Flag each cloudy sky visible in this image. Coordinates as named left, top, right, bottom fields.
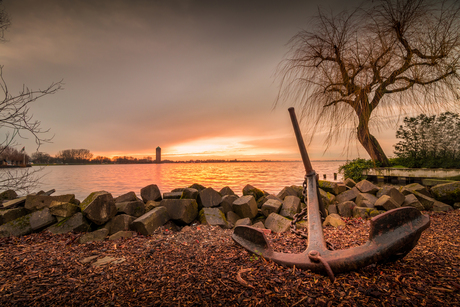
left=0, top=0, right=401, bottom=161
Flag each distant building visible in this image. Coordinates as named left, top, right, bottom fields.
left=156, top=146, right=161, bottom=163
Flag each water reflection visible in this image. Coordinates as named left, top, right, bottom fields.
left=34, top=161, right=344, bottom=201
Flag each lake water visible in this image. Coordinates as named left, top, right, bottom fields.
left=31, top=161, right=345, bottom=201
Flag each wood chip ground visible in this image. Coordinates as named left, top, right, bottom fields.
left=1, top=211, right=459, bottom=306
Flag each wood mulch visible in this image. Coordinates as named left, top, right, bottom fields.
left=0, top=210, right=459, bottom=306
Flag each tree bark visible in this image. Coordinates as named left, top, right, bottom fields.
left=357, top=118, right=390, bottom=167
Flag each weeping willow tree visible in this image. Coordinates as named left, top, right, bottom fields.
left=276, top=0, right=460, bottom=166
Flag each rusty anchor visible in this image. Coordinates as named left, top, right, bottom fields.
left=232, top=107, right=430, bottom=282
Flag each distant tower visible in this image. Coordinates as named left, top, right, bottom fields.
left=156, top=146, right=161, bottom=163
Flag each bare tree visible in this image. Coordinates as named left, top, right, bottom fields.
left=0, top=1, right=63, bottom=194
left=276, top=0, right=460, bottom=166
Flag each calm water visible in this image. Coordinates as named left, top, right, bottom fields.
left=31, top=161, right=345, bottom=201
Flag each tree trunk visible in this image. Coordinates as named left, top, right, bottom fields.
left=357, top=118, right=390, bottom=167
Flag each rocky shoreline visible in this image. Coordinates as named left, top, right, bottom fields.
left=0, top=178, right=459, bottom=242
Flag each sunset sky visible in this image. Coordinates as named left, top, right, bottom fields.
left=1, top=0, right=403, bottom=161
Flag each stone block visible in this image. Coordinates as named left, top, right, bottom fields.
left=355, top=180, right=379, bottom=194
left=161, top=199, right=198, bottom=225
left=47, top=212, right=91, bottom=234
left=198, top=208, right=228, bottom=228
left=327, top=204, right=338, bottom=215
left=432, top=201, right=453, bottom=212
left=115, top=200, right=145, bottom=217
left=181, top=188, right=199, bottom=200
left=109, top=214, right=136, bottom=235
left=131, top=207, right=170, bottom=236
left=198, top=188, right=222, bottom=208
left=431, top=181, right=460, bottom=205
left=235, top=217, right=252, bottom=227
left=402, top=194, right=424, bottom=211
left=276, top=186, right=301, bottom=200
left=376, top=186, right=405, bottom=206
left=49, top=201, right=80, bottom=218
left=163, top=192, right=182, bottom=199
left=264, top=213, right=291, bottom=233
left=80, top=191, right=117, bottom=225
left=226, top=211, right=241, bottom=226
left=0, top=213, right=33, bottom=237
left=232, top=195, right=258, bottom=219
left=355, top=193, right=377, bottom=208
left=145, top=201, right=161, bottom=213
left=242, top=184, right=265, bottom=201
left=352, top=207, right=370, bottom=219
left=318, top=180, right=339, bottom=195
left=402, top=183, right=431, bottom=197
left=335, top=187, right=359, bottom=203
left=218, top=195, right=238, bottom=214
left=344, top=178, right=356, bottom=188
left=0, top=190, right=17, bottom=201
left=337, top=183, right=347, bottom=194
left=79, top=228, right=109, bottom=244
left=0, top=208, right=29, bottom=226
left=2, top=197, right=27, bottom=209
left=257, top=194, right=283, bottom=208
left=412, top=191, right=435, bottom=210
left=25, top=194, right=76, bottom=211
left=140, top=184, right=162, bottom=202
left=30, top=208, right=56, bottom=231
left=252, top=221, right=265, bottom=229
left=189, top=183, right=206, bottom=191
left=219, top=186, right=236, bottom=196
left=109, top=230, right=136, bottom=241
left=374, top=195, right=400, bottom=211
left=114, top=191, right=138, bottom=203
left=279, top=196, right=300, bottom=219
left=337, top=201, right=355, bottom=217
left=261, top=199, right=282, bottom=217
left=323, top=213, right=345, bottom=227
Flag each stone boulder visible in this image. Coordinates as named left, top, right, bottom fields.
left=161, top=199, right=198, bottom=225
left=0, top=208, right=29, bottom=226
left=189, top=183, right=206, bottom=191
left=412, top=191, right=435, bottom=211
left=235, top=217, right=252, bottom=227
left=49, top=201, right=80, bottom=218
left=337, top=183, right=348, bottom=194
left=131, top=206, right=170, bottom=236
left=355, top=193, right=377, bottom=208
left=198, top=188, right=222, bottom=208
left=336, top=187, right=359, bottom=203
left=232, top=195, right=258, bottom=219
left=352, top=207, right=370, bottom=219
left=109, top=231, right=136, bottom=241
left=109, top=214, right=135, bottom=235
left=252, top=221, right=265, bottom=229
left=226, top=211, right=241, bottom=226
left=261, top=199, right=282, bottom=217
left=219, top=186, right=236, bottom=196
left=344, top=178, right=356, bottom=188
left=323, top=213, right=345, bottom=227
left=0, top=190, right=17, bottom=201
left=47, top=212, right=91, bottom=234
left=264, top=213, right=291, bottom=233
left=257, top=194, right=283, bottom=208
left=328, top=204, right=338, bottom=215
left=80, top=191, right=117, bottom=225
left=140, top=184, right=162, bottom=202
left=114, top=191, right=138, bottom=203
left=276, top=186, right=302, bottom=200
left=242, top=184, right=265, bottom=201
left=376, top=186, right=405, bottom=206
left=30, top=208, right=56, bottom=231
left=430, top=181, right=460, bottom=205
left=25, top=194, right=76, bottom=211
left=318, top=180, right=339, bottom=195
left=218, top=195, right=239, bottom=215
left=181, top=188, right=199, bottom=200
left=337, top=201, right=356, bottom=217
left=279, top=196, right=300, bottom=219
left=163, top=192, right=182, bottom=199
left=198, top=208, right=228, bottom=228
left=0, top=213, right=33, bottom=237
left=115, top=200, right=145, bottom=217
left=374, top=195, right=400, bottom=211
left=402, top=194, right=424, bottom=211
left=355, top=180, right=379, bottom=194
left=432, top=201, right=453, bottom=212
left=401, top=183, right=431, bottom=197
left=79, top=228, right=109, bottom=244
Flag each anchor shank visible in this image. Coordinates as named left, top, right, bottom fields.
left=288, top=107, right=314, bottom=176
left=306, top=173, right=327, bottom=251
